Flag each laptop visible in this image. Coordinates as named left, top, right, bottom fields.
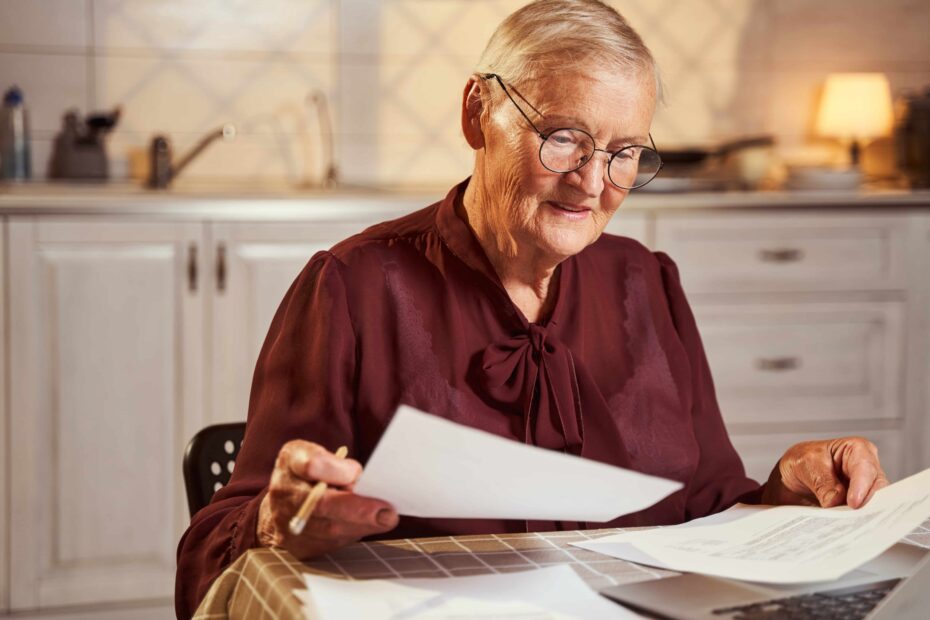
left=600, top=542, right=930, bottom=619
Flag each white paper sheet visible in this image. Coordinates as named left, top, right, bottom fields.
left=576, top=467, right=930, bottom=584
left=571, top=504, right=769, bottom=569
left=296, top=565, right=642, bottom=619
left=353, top=406, right=682, bottom=522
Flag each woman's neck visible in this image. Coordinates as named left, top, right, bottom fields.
left=461, top=176, right=561, bottom=323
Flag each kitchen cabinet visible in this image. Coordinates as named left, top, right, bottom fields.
left=7, top=219, right=204, bottom=610
left=209, top=220, right=378, bottom=424
left=655, top=209, right=917, bottom=483
left=696, top=301, right=904, bottom=429
left=604, top=209, right=650, bottom=244
left=655, top=213, right=908, bottom=293
left=905, top=213, right=930, bottom=479
left=0, top=191, right=928, bottom=617
left=0, top=220, right=7, bottom=614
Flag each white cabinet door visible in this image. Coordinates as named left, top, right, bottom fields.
left=210, top=220, right=372, bottom=424
left=903, top=212, right=930, bottom=476
left=7, top=219, right=205, bottom=610
left=694, top=301, right=904, bottom=426
left=655, top=212, right=908, bottom=293
left=0, top=218, right=7, bottom=614
left=603, top=210, right=651, bottom=247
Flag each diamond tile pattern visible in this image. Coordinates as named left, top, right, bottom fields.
left=0, top=0, right=928, bottom=186
left=338, top=0, right=766, bottom=186
left=620, top=0, right=769, bottom=143
left=92, top=0, right=335, bottom=55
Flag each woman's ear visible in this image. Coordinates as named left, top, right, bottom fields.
left=461, top=77, right=486, bottom=150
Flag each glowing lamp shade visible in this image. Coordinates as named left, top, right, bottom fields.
left=816, top=73, right=893, bottom=141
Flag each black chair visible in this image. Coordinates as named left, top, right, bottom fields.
left=183, top=422, right=247, bottom=517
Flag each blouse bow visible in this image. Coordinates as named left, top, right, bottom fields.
left=480, top=324, right=585, bottom=454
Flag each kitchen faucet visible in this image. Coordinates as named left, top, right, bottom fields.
left=305, top=90, right=338, bottom=188
left=147, top=123, right=236, bottom=189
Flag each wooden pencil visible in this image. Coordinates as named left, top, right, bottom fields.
left=288, top=445, right=348, bottom=536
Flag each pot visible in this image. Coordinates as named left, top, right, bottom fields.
left=644, top=135, right=775, bottom=191
left=658, top=135, right=774, bottom=168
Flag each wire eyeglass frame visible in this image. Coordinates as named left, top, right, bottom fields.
left=480, top=73, right=663, bottom=190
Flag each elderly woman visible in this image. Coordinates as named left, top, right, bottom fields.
left=175, top=1, right=889, bottom=616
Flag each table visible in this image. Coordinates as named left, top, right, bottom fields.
left=193, top=521, right=930, bottom=619
left=191, top=527, right=675, bottom=619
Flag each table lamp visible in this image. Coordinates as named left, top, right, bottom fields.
left=815, top=72, right=893, bottom=168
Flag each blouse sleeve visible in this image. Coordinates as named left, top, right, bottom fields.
left=175, top=251, right=359, bottom=619
left=655, top=252, right=763, bottom=520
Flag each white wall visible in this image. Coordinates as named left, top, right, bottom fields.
left=1, top=0, right=928, bottom=188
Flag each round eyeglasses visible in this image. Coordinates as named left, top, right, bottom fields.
left=481, top=73, right=663, bottom=190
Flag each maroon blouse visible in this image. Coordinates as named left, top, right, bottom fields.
left=175, top=178, right=761, bottom=618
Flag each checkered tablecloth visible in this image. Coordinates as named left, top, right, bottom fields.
left=192, top=527, right=675, bottom=619
left=193, top=520, right=930, bottom=620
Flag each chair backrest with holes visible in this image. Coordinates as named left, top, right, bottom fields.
left=182, top=422, right=247, bottom=517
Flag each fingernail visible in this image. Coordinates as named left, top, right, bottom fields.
left=376, top=509, right=397, bottom=527
left=824, top=490, right=838, bottom=506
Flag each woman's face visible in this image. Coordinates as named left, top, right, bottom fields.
left=477, top=68, right=657, bottom=262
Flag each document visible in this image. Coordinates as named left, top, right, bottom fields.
left=572, top=503, right=769, bottom=570
left=353, top=405, right=682, bottom=522
left=295, top=565, right=642, bottom=619
left=575, top=467, right=930, bottom=584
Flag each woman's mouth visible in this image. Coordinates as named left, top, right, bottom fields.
left=546, top=201, right=592, bottom=220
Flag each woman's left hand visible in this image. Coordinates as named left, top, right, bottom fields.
left=761, top=437, right=890, bottom=509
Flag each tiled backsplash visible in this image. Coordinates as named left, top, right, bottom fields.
left=1, top=0, right=928, bottom=188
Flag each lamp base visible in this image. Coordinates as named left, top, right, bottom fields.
left=849, top=139, right=861, bottom=167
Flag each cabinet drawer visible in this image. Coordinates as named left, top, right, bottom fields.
left=655, top=213, right=907, bottom=292
left=730, top=430, right=903, bottom=485
left=603, top=211, right=651, bottom=248
left=694, top=301, right=904, bottom=425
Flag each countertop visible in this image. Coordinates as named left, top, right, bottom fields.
left=1, top=181, right=929, bottom=220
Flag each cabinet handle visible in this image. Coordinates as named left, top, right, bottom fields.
left=187, top=243, right=198, bottom=292
left=216, top=243, right=227, bottom=293
left=758, top=247, right=804, bottom=263
left=756, top=356, right=800, bottom=372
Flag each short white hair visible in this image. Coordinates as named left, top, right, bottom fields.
left=475, top=0, right=663, bottom=103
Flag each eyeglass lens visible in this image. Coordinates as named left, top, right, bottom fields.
left=540, top=128, right=662, bottom=189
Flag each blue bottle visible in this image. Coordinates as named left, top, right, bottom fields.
left=0, top=85, right=32, bottom=180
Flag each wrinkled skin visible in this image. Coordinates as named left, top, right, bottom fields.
left=459, top=68, right=656, bottom=321
left=761, top=436, right=889, bottom=508
left=256, top=441, right=398, bottom=559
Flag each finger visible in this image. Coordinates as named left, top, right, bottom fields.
left=299, top=493, right=399, bottom=546
left=839, top=439, right=885, bottom=508
left=267, top=466, right=312, bottom=520
left=278, top=440, right=361, bottom=486
left=844, top=457, right=879, bottom=509
left=307, top=515, right=395, bottom=546
left=266, top=459, right=352, bottom=517
left=859, top=473, right=889, bottom=507
left=315, top=489, right=399, bottom=531
left=792, top=455, right=847, bottom=507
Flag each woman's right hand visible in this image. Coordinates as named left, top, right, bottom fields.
left=256, top=440, right=399, bottom=559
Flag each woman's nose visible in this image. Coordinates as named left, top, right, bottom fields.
left=565, top=151, right=608, bottom=196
